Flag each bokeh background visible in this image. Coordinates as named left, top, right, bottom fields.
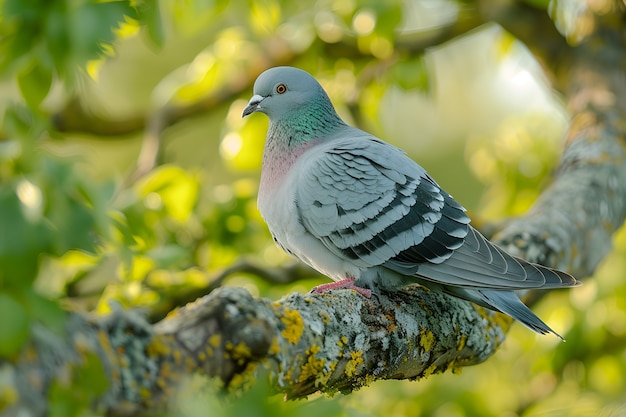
left=1, top=0, right=625, bottom=416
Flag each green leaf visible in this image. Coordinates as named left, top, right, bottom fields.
left=372, top=3, right=402, bottom=39
left=137, top=165, right=199, bottom=223
left=24, top=290, right=67, bottom=335
left=0, top=293, right=30, bottom=358
left=390, top=57, right=430, bottom=92
left=136, top=0, right=165, bottom=48
left=71, top=1, right=137, bottom=57
left=2, top=104, right=48, bottom=145
left=17, top=61, right=53, bottom=108
left=42, top=159, right=99, bottom=255
left=43, top=4, right=71, bottom=77
left=0, top=184, right=51, bottom=287
left=49, top=348, right=109, bottom=417
left=75, top=351, right=110, bottom=398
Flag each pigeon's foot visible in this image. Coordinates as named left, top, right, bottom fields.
left=311, top=277, right=372, bottom=298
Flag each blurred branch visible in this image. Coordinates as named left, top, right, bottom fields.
left=494, top=16, right=626, bottom=280
left=205, top=260, right=318, bottom=292
left=52, top=12, right=487, bottom=140
left=52, top=35, right=298, bottom=137
left=476, top=0, right=570, bottom=76
left=127, top=36, right=296, bottom=182
left=147, top=261, right=319, bottom=322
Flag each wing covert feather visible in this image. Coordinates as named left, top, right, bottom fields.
left=296, top=137, right=469, bottom=269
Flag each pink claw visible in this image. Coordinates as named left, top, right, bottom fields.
left=311, top=277, right=372, bottom=298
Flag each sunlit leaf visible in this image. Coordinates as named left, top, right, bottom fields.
left=494, top=30, right=516, bottom=61
left=225, top=116, right=266, bottom=171
left=137, top=165, right=199, bottom=223
left=248, top=0, right=282, bottom=35
left=17, top=62, right=53, bottom=108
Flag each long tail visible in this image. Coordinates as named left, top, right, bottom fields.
left=474, top=289, right=564, bottom=340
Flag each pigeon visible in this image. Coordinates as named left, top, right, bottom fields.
left=242, top=66, right=580, bottom=339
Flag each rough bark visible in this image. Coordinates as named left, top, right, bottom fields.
left=2, top=285, right=506, bottom=416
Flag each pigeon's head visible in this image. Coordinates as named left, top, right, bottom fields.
left=242, top=67, right=333, bottom=120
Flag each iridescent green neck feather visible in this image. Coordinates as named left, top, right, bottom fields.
left=267, top=93, right=346, bottom=148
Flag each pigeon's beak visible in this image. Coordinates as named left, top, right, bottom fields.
left=242, top=95, right=264, bottom=118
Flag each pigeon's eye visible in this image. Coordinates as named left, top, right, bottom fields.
left=275, top=83, right=287, bottom=94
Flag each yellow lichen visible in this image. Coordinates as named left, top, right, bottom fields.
left=0, top=382, right=18, bottom=411
left=419, top=328, right=435, bottom=352
left=269, top=336, right=281, bottom=355
left=337, top=336, right=348, bottom=347
left=345, top=350, right=364, bottom=377
left=209, top=334, right=221, bottom=348
left=228, top=363, right=258, bottom=391
left=363, top=374, right=376, bottom=388
left=385, top=315, right=397, bottom=333
left=146, top=337, right=170, bottom=357
left=299, top=345, right=326, bottom=382
left=442, top=358, right=464, bottom=375
left=230, top=342, right=252, bottom=359
left=184, top=356, right=195, bottom=371
left=172, top=348, right=182, bottom=365
left=139, top=386, right=152, bottom=399
left=319, top=310, right=331, bottom=323
left=457, top=334, right=468, bottom=351
left=422, top=363, right=438, bottom=378
left=160, top=361, right=171, bottom=379
left=280, top=309, right=304, bottom=345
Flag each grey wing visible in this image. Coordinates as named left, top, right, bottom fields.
left=296, top=137, right=579, bottom=290
left=297, top=138, right=469, bottom=269
left=402, top=226, right=579, bottom=289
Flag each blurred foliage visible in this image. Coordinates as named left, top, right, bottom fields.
left=0, top=0, right=625, bottom=416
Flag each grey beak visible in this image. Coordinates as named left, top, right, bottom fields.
left=242, top=94, right=264, bottom=117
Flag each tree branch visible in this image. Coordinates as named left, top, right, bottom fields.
left=146, top=261, right=319, bottom=322
left=3, top=285, right=508, bottom=416
left=494, top=18, right=626, bottom=278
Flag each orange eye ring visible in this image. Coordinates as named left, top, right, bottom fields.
left=276, top=83, right=287, bottom=94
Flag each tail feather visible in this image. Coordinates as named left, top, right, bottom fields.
left=476, top=289, right=564, bottom=340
